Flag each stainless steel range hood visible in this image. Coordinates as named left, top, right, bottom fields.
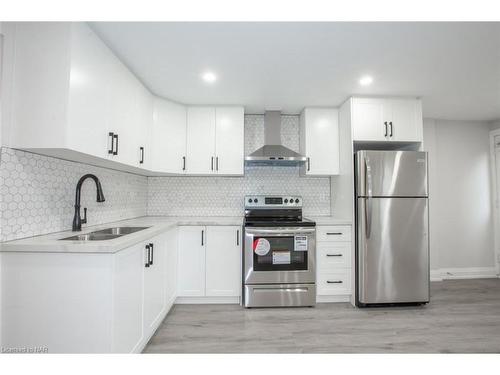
left=245, top=111, right=307, bottom=166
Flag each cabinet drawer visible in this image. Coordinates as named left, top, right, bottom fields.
left=317, top=270, right=351, bottom=296
left=316, top=226, right=351, bottom=242
left=317, top=242, right=351, bottom=270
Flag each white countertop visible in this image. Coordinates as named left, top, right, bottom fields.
left=308, top=216, right=353, bottom=225
left=0, top=216, right=243, bottom=254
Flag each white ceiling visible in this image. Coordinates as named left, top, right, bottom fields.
left=90, top=22, right=500, bottom=121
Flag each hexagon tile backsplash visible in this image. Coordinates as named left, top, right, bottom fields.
left=147, top=115, right=331, bottom=217
left=0, top=147, right=148, bottom=242
left=0, top=115, right=331, bottom=241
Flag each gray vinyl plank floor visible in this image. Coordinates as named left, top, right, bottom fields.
left=143, top=279, right=500, bottom=353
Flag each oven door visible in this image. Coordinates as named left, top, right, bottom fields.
left=244, top=227, right=316, bottom=284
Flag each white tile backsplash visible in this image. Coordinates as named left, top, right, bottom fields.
left=0, top=147, right=148, bottom=241
left=148, top=115, right=331, bottom=217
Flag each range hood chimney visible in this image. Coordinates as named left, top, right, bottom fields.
left=245, top=111, right=307, bottom=166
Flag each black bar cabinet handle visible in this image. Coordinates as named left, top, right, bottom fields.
left=216, top=156, right=219, bottom=171
left=326, top=254, right=343, bottom=257
left=327, top=280, right=343, bottom=284
left=140, top=147, right=144, bottom=164
left=145, top=244, right=150, bottom=268
left=108, top=132, right=114, bottom=154
left=307, top=157, right=310, bottom=171
left=384, top=121, right=388, bottom=137
left=211, top=157, right=214, bottom=171
left=236, top=229, right=239, bottom=246
left=113, top=134, right=118, bottom=155
left=149, top=243, right=154, bottom=266
left=182, top=156, right=186, bottom=171
left=389, top=121, right=393, bottom=137
left=326, top=232, right=343, bottom=235
left=201, top=230, right=204, bottom=246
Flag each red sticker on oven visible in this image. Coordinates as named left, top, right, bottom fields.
left=253, top=238, right=271, bottom=256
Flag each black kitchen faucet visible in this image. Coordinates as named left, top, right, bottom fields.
left=72, top=174, right=105, bottom=231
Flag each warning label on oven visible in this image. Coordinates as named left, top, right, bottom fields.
left=272, top=251, right=291, bottom=264
left=253, top=238, right=271, bottom=256
left=294, top=236, right=308, bottom=251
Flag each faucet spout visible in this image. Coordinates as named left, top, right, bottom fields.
left=72, top=174, right=106, bottom=231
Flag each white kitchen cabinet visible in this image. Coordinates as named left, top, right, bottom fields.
left=299, top=108, right=340, bottom=175
left=351, top=97, right=423, bottom=142
left=205, top=226, right=242, bottom=297
left=185, top=106, right=244, bottom=175
left=177, top=225, right=241, bottom=301
left=6, top=22, right=154, bottom=172
left=214, top=107, right=245, bottom=175
left=0, top=229, right=177, bottom=353
left=186, top=107, right=217, bottom=174
left=152, top=98, right=187, bottom=174
left=177, top=226, right=206, bottom=296
left=133, top=84, right=153, bottom=170
left=316, top=225, right=353, bottom=302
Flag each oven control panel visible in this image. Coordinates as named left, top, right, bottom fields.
left=245, top=195, right=302, bottom=208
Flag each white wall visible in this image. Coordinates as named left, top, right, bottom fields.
left=424, top=119, right=496, bottom=277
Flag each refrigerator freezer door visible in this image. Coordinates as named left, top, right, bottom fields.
left=356, top=151, right=428, bottom=197
left=357, top=197, right=429, bottom=304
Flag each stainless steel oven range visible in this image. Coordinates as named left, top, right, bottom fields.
left=243, top=195, right=316, bottom=307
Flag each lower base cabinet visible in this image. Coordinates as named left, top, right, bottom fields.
left=316, top=225, right=353, bottom=303
left=0, top=227, right=178, bottom=353
left=177, top=225, right=241, bottom=302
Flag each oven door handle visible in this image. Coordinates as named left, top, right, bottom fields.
left=244, top=227, right=316, bottom=235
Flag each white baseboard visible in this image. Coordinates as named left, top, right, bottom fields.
left=175, top=296, right=240, bottom=304
left=316, top=295, right=351, bottom=303
left=431, top=267, right=499, bottom=281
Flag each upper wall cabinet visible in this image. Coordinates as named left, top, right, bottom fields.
left=6, top=22, right=153, bottom=172
left=299, top=108, right=340, bottom=176
left=152, top=98, right=187, bottom=174
left=351, top=97, right=423, bottom=142
left=185, top=106, right=244, bottom=176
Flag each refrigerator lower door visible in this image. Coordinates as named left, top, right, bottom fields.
left=357, top=197, right=429, bottom=305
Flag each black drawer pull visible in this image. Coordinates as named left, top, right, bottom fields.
left=113, top=133, right=119, bottom=155
left=326, top=254, right=343, bottom=257
left=149, top=243, right=154, bottom=266
left=327, top=280, right=343, bottom=284
left=108, top=132, right=114, bottom=154
left=326, top=232, right=343, bottom=235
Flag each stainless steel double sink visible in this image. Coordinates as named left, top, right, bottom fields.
left=60, top=226, right=150, bottom=241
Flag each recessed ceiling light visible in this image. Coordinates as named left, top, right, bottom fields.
left=202, top=71, right=217, bottom=83
left=359, top=76, right=373, bottom=86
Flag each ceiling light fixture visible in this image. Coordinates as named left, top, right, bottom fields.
left=202, top=71, right=217, bottom=83
left=359, top=76, right=373, bottom=86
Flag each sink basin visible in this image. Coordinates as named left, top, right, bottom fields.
left=59, top=227, right=150, bottom=241
left=60, top=233, right=123, bottom=241
left=92, top=226, right=150, bottom=235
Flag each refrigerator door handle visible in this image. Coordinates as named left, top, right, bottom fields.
left=365, top=157, right=373, bottom=238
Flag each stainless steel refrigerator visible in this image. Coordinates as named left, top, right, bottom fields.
left=355, top=150, right=430, bottom=306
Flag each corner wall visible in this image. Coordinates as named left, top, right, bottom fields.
left=424, top=119, right=497, bottom=279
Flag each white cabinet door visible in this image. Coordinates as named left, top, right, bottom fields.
left=215, top=107, right=244, bottom=175
left=152, top=98, right=187, bottom=173
left=66, top=23, right=111, bottom=159
left=143, top=233, right=168, bottom=334
left=205, top=226, right=241, bottom=297
left=389, top=99, right=423, bottom=142
left=300, top=108, right=339, bottom=175
left=112, top=242, right=144, bottom=353
left=177, top=226, right=206, bottom=296
left=351, top=98, right=389, bottom=141
left=186, top=107, right=216, bottom=174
